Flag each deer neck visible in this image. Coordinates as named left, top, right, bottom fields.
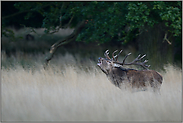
left=106, top=67, right=128, bottom=88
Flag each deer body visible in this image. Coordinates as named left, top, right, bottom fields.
left=107, top=67, right=162, bottom=91
left=97, top=50, right=163, bottom=92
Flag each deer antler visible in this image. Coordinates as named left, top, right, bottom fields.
left=124, top=54, right=150, bottom=69
left=112, top=50, right=123, bottom=61
left=112, top=50, right=118, bottom=61
left=114, top=53, right=150, bottom=69
left=104, top=50, right=123, bottom=61
left=104, top=50, right=111, bottom=60
left=121, top=52, right=132, bottom=65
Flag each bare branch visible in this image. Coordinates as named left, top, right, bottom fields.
left=47, top=16, right=74, bottom=35
left=61, top=16, right=74, bottom=29
left=44, top=20, right=85, bottom=68
left=163, top=32, right=172, bottom=45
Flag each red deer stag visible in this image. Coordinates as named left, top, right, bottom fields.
left=97, top=50, right=163, bottom=92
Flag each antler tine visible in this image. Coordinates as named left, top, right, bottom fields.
left=104, top=50, right=111, bottom=60
left=143, top=59, right=148, bottom=63
left=112, top=50, right=118, bottom=61
left=115, top=50, right=123, bottom=61
left=133, top=54, right=141, bottom=62
left=122, top=52, right=132, bottom=65
left=137, top=62, right=150, bottom=69
left=139, top=54, right=146, bottom=60
left=142, top=60, right=150, bottom=68
left=112, top=52, right=131, bottom=65
left=131, top=54, right=146, bottom=63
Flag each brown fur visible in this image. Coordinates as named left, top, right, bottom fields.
left=97, top=57, right=163, bottom=92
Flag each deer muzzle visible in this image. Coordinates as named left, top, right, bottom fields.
left=97, top=57, right=102, bottom=66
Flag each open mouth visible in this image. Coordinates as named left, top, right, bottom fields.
left=97, top=62, right=101, bottom=66
left=97, top=61, right=101, bottom=66
left=97, top=58, right=102, bottom=66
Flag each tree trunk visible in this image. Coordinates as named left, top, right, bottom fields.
left=44, top=20, right=85, bottom=68
left=137, top=23, right=174, bottom=70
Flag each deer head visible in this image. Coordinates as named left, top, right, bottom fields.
left=97, top=50, right=121, bottom=74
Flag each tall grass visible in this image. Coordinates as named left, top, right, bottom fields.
left=2, top=53, right=182, bottom=121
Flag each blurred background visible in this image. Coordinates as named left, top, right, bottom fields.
left=2, top=1, right=182, bottom=70
left=2, top=2, right=182, bottom=121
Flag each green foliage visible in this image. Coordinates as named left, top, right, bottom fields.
left=126, top=1, right=182, bottom=36
left=74, top=2, right=130, bottom=44
left=2, top=26, right=23, bottom=41
left=2, top=1, right=182, bottom=44
left=2, top=28, right=15, bottom=39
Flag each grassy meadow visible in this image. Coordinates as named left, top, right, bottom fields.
left=1, top=52, right=182, bottom=122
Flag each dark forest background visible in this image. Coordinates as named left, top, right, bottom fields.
left=2, top=1, right=182, bottom=70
